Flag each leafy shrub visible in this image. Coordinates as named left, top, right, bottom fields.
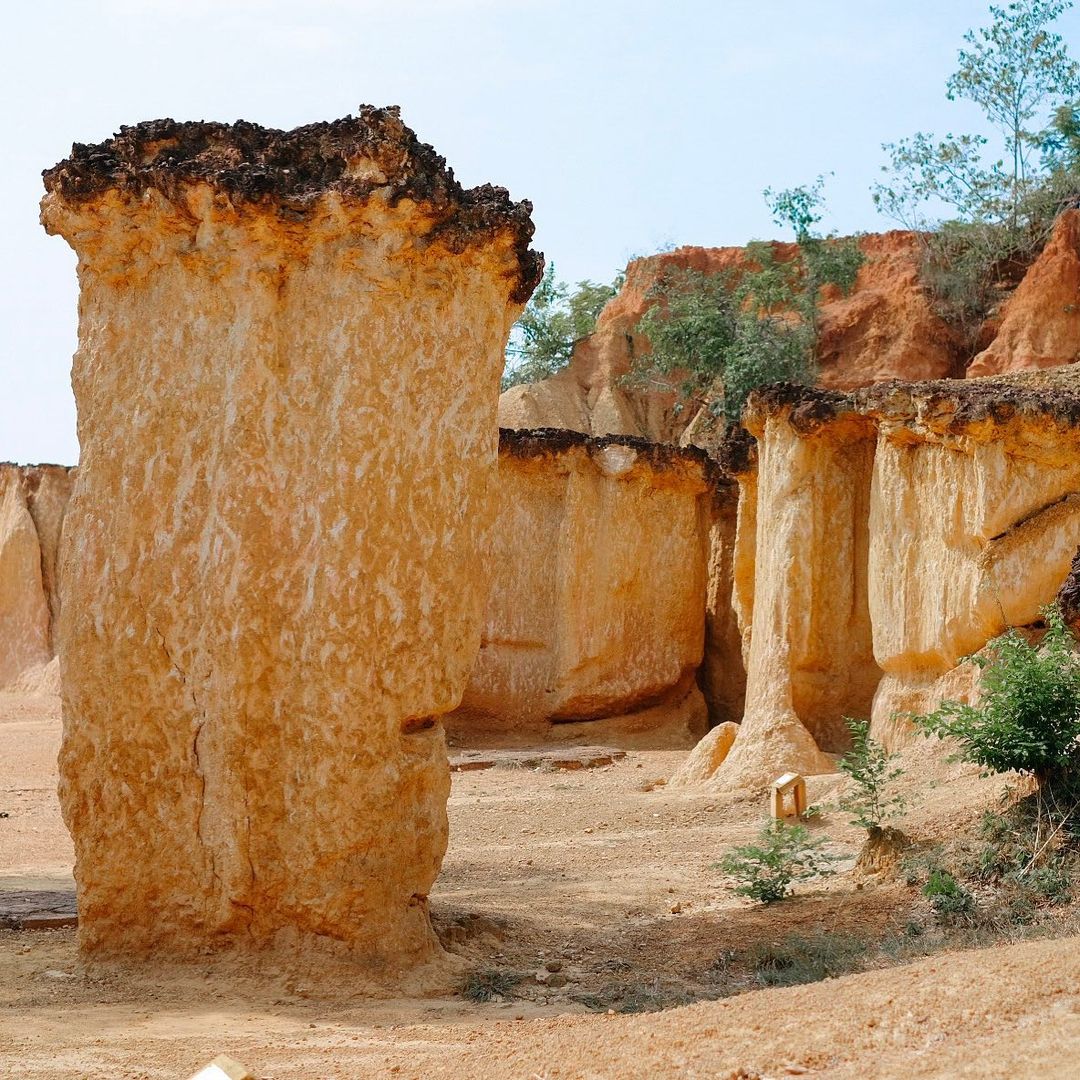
left=628, top=180, right=862, bottom=426
left=502, top=264, right=621, bottom=389
left=720, top=821, right=838, bottom=905
left=923, top=868, right=975, bottom=918
left=836, top=718, right=906, bottom=833
left=911, top=603, right=1080, bottom=786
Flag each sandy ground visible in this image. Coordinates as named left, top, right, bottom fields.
left=2, top=691, right=1078, bottom=1079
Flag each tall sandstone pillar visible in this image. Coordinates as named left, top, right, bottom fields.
left=41, top=110, right=540, bottom=968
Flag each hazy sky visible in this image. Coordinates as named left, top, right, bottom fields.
left=3, top=0, right=1076, bottom=464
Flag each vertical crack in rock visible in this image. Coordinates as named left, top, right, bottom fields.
left=43, top=110, right=540, bottom=971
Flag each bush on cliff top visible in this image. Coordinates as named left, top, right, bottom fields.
left=502, top=263, right=622, bottom=390
left=627, top=178, right=863, bottom=425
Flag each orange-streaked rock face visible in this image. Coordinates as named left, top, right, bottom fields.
left=41, top=110, right=540, bottom=972
left=444, top=430, right=717, bottom=748
left=968, top=210, right=1080, bottom=377
left=816, top=231, right=961, bottom=388
left=498, top=233, right=961, bottom=445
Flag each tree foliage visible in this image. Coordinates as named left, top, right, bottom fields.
left=629, top=180, right=862, bottom=425
left=876, top=0, right=1080, bottom=229
left=835, top=719, right=906, bottom=833
left=912, top=603, right=1080, bottom=786
left=874, top=2, right=1080, bottom=345
left=502, top=264, right=621, bottom=390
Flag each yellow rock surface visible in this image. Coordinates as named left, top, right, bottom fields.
left=41, top=111, right=539, bottom=971
left=692, top=373, right=1080, bottom=788
left=0, top=466, right=52, bottom=689
left=699, top=481, right=746, bottom=726
left=21, top=465, right=75, bottom=651
left=707, top=403, right=879, bottom=793
left=867, top=390, right=1080, bottom=746
left=444, top=431, right=716, bottom=747
left=668, top=721, right=739, bottom=787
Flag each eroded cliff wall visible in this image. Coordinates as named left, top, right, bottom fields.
left=689, top=370, right=1080, bottom=792
left=498, top=233, right=962, bottom=445
left=867, top=376, right=1080, bottom=748
left=708, top=395, right=881, bottom=792
left=444, top=430, right=721, bottom=748
left=0, top=464, right=74, bottom=690
left=42, top=110, right=540, bottom=971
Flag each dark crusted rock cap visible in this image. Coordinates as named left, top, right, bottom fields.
left=42, top=106, right=542, bottom=303
left=498, top=427, right=728, bottom=487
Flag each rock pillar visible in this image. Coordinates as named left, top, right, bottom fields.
left=41, top=110, right=540, bottom=967
left=712, top=389, right=880, bottom=792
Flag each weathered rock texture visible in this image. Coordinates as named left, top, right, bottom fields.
left=715, top=395, right=881, bottom=791
left=968, top=211, right=1080, bottom=378
left=699, top=480, right=747, bottom=727
left=41, top=110, right=540, bottom=969
left=444, top=429, right=719, bottom=748
left=816, top=232, right=962, bottom=387
left=866, top=373, right=1080, bottom=748
left=694, top=370, right=1080, bottom=792
left=0, top=464, right=75, bottom=690
left=498, top=233, right=961, bottom=446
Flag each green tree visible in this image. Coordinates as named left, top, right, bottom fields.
left=502, top=265, right=621, bottom=390
left=835, top=718, right=906, bottom=834
left=875, top=0, right=1080, bottom=229
left=630, top=179, right=861, bottom=425
left=949, top=0, right=1080, bottom=217
left=912, top=603, right=1080, bottom=787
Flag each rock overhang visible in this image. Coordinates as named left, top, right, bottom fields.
left=41, top=107, right=544, bottom=305
left=742, top=367, right=1080, bottom=448
left=498, top=426, right=730, bottom=490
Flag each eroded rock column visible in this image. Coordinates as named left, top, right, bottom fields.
left=0, top=466, right=52, bottom=689
left=41, top=111, right=540, bottom=966
left=711, top=389, right=881, bottom=792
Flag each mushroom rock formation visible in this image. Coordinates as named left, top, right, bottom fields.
left=40, top=110, right=541, bottom=968
left=0, top=465, right=52, bottom=689
left=866, top=374, right=1080, bottom=748
left=443, top=429, right=719, bottom=748
left=703, top=388, right=881, bottom=793
left=967, top=210, right=1080, bottom=378
left=498, top=234, right=960, bottom=448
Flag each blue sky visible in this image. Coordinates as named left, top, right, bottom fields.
left=3, top=0, right=1078, bottom=463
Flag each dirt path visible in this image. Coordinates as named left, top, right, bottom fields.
left=3, top=693, right=1076, bottom=1078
